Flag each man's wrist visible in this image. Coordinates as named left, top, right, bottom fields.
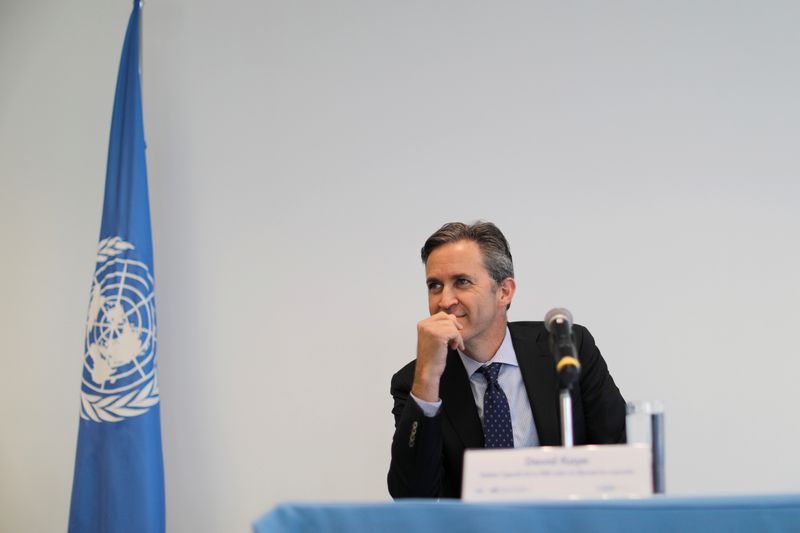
left=411, top=376, right=440, bottom=403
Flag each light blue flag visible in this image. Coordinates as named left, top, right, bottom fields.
left=68, top=2, right=165, bottom=532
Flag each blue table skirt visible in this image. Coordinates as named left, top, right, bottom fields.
left=254, top=495, right=800, bottom=533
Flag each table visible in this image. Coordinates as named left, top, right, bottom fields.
left=254, top=495, right=800, bottom=533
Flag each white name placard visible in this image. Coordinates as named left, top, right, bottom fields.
left=462, top=444, right=652, bottom=501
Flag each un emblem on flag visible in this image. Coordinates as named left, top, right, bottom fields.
left=80, top=237, right=160, bottom=423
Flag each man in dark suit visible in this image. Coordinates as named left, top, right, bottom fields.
left=388, top=221, right=626, bottom=499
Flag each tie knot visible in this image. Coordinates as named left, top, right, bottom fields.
left=477, top=362, right=502, bottom=384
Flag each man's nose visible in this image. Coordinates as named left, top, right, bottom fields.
left=438, top=286, right=458, bottom=311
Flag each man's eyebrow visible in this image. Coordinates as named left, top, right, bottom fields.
left=426, top=273, right=473, bottom=284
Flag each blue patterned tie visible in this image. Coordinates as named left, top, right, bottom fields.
left=477, top=363, right=514, bottom=448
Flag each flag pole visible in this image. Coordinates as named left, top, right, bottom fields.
left=138, top=0, right=144, bottom=80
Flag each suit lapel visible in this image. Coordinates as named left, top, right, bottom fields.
left=510, top=323, right=562, bottom=446
left=440, top=349, right=484, bottom=449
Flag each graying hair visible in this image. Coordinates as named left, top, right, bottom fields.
left=421, top=221, right=514, bottom=284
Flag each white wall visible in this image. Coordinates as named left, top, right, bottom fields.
left=2, top=1, right=799, bottom=532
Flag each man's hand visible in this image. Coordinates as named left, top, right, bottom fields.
left=411, top=312, right=465, bottom=402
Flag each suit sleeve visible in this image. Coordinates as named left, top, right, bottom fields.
left=387, top=364, right=445, bottom=499
left=575, top=324, right=627, bottom=444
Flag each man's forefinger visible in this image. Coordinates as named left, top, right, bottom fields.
left=443, top=313, right=464, bottom=330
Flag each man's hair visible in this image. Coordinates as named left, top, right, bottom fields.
left=420, top=221, right=514, bottom=284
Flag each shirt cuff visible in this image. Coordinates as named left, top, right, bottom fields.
left=410, top=392, right=442, bottom=417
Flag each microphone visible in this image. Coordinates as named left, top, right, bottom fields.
left=544, top=308, right=581, bottom=389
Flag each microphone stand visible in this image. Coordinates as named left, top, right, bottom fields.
left=560, top=388, right=574, bottom=448
left=555, top=353, right=580, bottom=448
left=556, top=355, right=580, bottom=448
left=558, top=368, right=579, bottom=448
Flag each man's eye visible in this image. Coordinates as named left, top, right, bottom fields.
left=455, top=278, right=471, bottom=286
left=428, top=282, right=442, bottom=291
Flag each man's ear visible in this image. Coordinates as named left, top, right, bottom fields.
left=497, top=277, right=516, bottom=307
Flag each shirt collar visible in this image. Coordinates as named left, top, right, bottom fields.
left=458, top=326, right=518, bottom=377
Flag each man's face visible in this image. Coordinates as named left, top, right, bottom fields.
left=425, top=240, right=513, bottom=350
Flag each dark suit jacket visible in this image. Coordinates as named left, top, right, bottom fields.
left=387, top=321, right=626, bottom=499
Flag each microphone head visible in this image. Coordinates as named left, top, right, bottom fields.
left=544, top=308, right=573, bottom=332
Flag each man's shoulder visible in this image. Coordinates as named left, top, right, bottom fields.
left=391, top=359, right=417, bottom=391
left=508, top=320, right=591, bottom=339
left=507, top=320, right=547, bottom=340
left=508, top=320, right=546, bottom=330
